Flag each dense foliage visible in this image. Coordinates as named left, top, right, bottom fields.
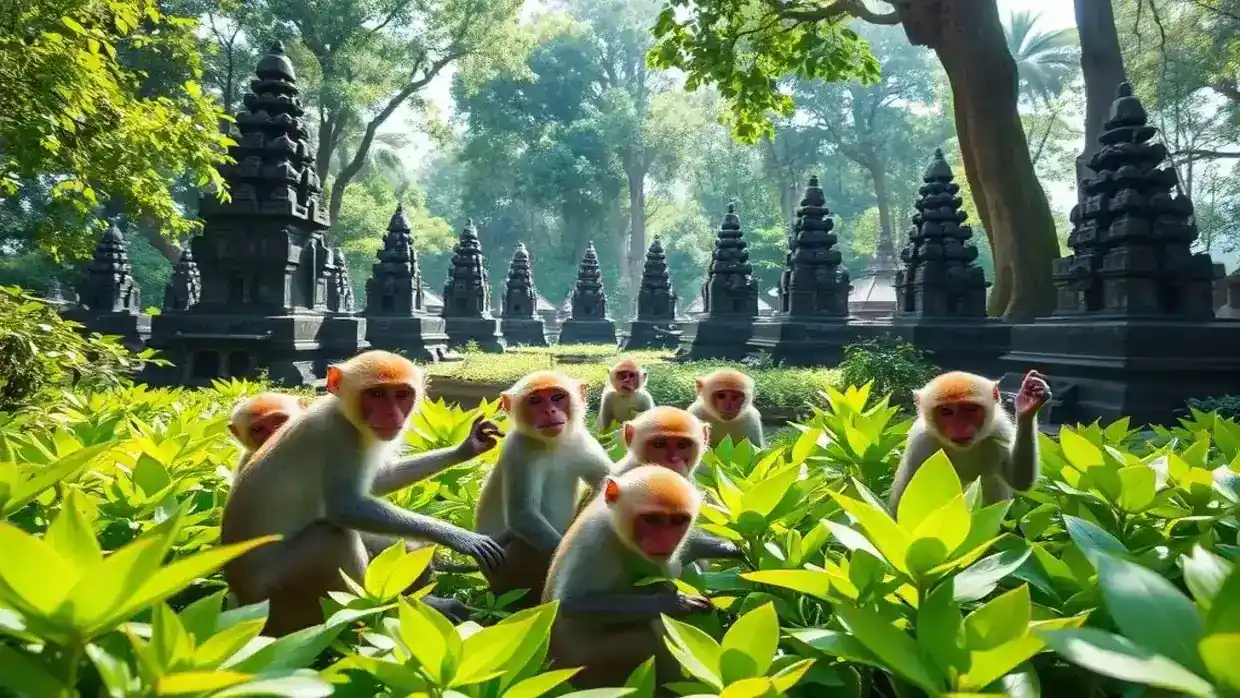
left=2, top=370, right=1239, bottom=697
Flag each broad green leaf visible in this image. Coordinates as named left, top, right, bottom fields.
left=897, top=450, right=962, bottom=531
left=158, top=670, right=252, bottom=693
left=787, top=628, right=878, bottom=665
left=957, top=636, right=1045, bottom=692
left=964, top=585, right=1031, bottom=651
left=624, top=657, right=656, bottom=698
left=719, top=676, right=773, bottom=698
left=917, top=582, right=966, bottom=677
left=151, top=602, right=195, bottom=670
left=363, top=539, right=406, bottom=596
left=741, top=570, right=830, bottom=601
left=833, top=604, right=942, bottom=694
left=829, top=492, right=911, bottom=575
left=1206, top=568, right=1240, bottom=635
left=1059, top=430, right=1103, bottom=470
left=399, top=599, right=451, bottom=682
left=195, top=617, right=267, bottom=667
left=0, top=443, right=112, bottom=517
left=822, top=519, right=886, bottom=564
left=557, top=690, right=637, bottom=698
left=368, top=543, right=435, bottom=601
left=953, top=501, right=1011, bottom=558
left=0, top=643, right=65, bottom=697
left=769, top=657, right=814, bottom=692
left=43, top=487, right=103, bottom=568
left=662, top=615, right=723, bottom=690
left=210, top=670, right=334, bottom=697
left=179, top=590, right=227, bottom=642
left=1097, top=554, right=1206, bottom=676
left=952, top=546, right=1032, bottom=603
left=226, top=607, right=381, bottom=673
left=740, top=466, right=799, bottom=518
left=0, top=522, right=78, bottom=614
left=1180, top=546, right=1234, bottom=612
left=1063, top=515, right=1127, bottom=564
left=454, top=614, right=539, bottom=686
left=908, top=493, right=971, bottom=575
left=1116, top=466, right=1156, bottom=513
left=1199, top=633, right=1240, bottom=690
left=504, top=668, right=582, bottom=698
left=1039, top=628, right=1215, bottom=697
left=720, top=602, right=778, bottom=681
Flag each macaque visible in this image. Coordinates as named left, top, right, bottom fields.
left=228, top=392, right=307, bottom=471
left=611, top=406, right=743, bottom=562
left=686, top=368, right=765, bottom=449
left=543, top=465, right=711, bottom=691
left=221, top=350, right=505, bottom=636
left=890, top=370, right=1050, bottom=511
left=596, top=359, right=655, bottom=433
left=474, top=370, right=614, bottom=609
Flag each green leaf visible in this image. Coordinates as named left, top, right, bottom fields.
left=833, top=604, right=942, bottom=694
left=662, top=615, right=723, bottom=690
left=787, top=628, right=878, bottom=665
left=210, top=670, right=334, bottom=697
left=917, top=582, right=966, bottom=677
left=504, top=668, right=582, bottom=698
left=964, top=585, right=1031, bottom=652
left=740, top=570, right=831, bottom=601
left=952, top=546, right=1032, bottom=603
left=624, top=657, right=656, bottom=698
left=366, top=542, right=434, bottom=601
left=43, top=487, right=102, bottom=569
left=719, top=676, right=773, bottom=698
left=1063, top=515, right=1127, bottom=564
left=897, top=450, right=962, bottom=531
left=158, top=670, right=253, bottom=694
left=0, top=443, right=111, bottom=517
left=1179, top=545, right=1234, bottom=612
left=194, top=617, right=267, bottom=667
left=740, top=466, right=799, bottom=518
left=957, top=635, right=1046, bottom=692
left=226, top=607, right=380, bottom=673
left=1116, top=466, right=1156, bottom=513
left=720, top=602, right=778, bottom=682
left=829, top=492, right=911, bottom=575
left=1059, top=429, right=1104, bottom=470
left=179, top=590, right=227, bottom=642
left=1040, top=628, right=1215, bottom=697
left=907, top=493, right=971, bottom=576
left=454, top=614, right=539, bottom=686
left=768, top=657, right=814, bottom=692
left=1097, top=554, right=1207, bottom=676
left=0, top=643, right=65, bottom=697
left=398, top=599, right=451, bottom=683
left=557, top=690, right=637, bottom=698
left=1199, top=633, right=1240, bottom=691
left=1206, top=568, right=1240, bottom=635
left=0, top=522, right=78, bottom=614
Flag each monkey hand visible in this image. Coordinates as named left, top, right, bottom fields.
left=449, top=531, right=506, bottom=574
left=1016, top=370, right=1051, bottom=421
left=664, top=592, right=713, bottom=616
left=457, top=416, right=503, bottom=459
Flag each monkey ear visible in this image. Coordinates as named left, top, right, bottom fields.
left=911, top=389, right=920, bottom=406
left=623, top=422, right=636, bottom=446
left=326, top=366, right=344, bottom=395
left=702, top=423, right=711, bottom=443
left=695, top=378, right=705, bottom=394
left=227, top=422, right=241, bottom=440
left=991, top=382, right=1001, bottom=402
left=578, top=381, right=589, bottom=404
left=499, top=392, right=512, bottom=413
left=603, top=477, right=621, bottom=504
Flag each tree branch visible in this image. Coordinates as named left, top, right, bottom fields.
left=763, top=0, right=900, bottom=25
left=1172, top=149, right=1240, bottom=160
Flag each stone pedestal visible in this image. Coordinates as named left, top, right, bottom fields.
left=683, top=204, right=760, bottom=359
left=559, top=318, right=617, bottom=345
left=748, top=317, right=853, bottom=366
left=560, top=242, right=616, bottom=345
left=147, top=313, right=339, bottom=386
left=363, top=206, right=449, bottom=360
left=67, top=221, right=151, bottom=353
left=500, top=318, right=548, bottom=347
left=624, top=239, right=679, bottom=350
left=441, top=219, right=505, bottom=352
left=62, top=308, right=152, bottom=354
left=679, top=317, right=755, bottom=360
left=500, top=243, right=548, bottom=347
left=445, top=317, right=506, bottom=352
left=848, top=318, right=1011, bottom=378
left=624, top=320, right=679, bottom=350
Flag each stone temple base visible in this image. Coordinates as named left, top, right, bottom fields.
left=998, top=316, right=1240, bottom=427
left=444, top=316, right=506, bottom=353
left=61, top=309, right=152, bottom=354
left=679, top=316, right=756, bottom=360
left=624, top=319, right=680, bottom=350
left=145, top=311, right=346, bottom=387
left=501, top=317, right=549, bottom=347
left=849, top=317, right=1012, bottom=378
left=365, top=314, right=450, bottom=362
left=318, top=315, right=368, bottom=363
left=746, top=315, right=854, bottom=366
left=558, top=318, right=617, bottom=345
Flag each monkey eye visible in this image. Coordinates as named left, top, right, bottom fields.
left=550, top=392, right=566, bottom=402
left=676, top=438, right=692, bottom=449
left=668, top=513, right=692, bottom=527
left=365, top=388, right=385, bottom=399
left=395, top=388, right=414, bottom=401
left=528, top=395, right=543, bottom=405
left=651, top=438, right=667, bottom=449
left=639, top=512, right=668, bottom=527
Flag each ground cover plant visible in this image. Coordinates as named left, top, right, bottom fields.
left=1, top=374, right=1239, bottom=697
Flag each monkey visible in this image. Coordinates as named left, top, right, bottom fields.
left=609, top=406, right=744, bottom=563
left=220, top=350, right=506, bottom=636
left=686, top=368, right=765, bottom=449
left=474, top=370, right=615, bottom=609
left=596, top=359, right=655, bottom=433
left=543, top=465, right=712, bottom=693
left=889, top=369, right=1050, bottom=512
left=227, top=392, right=307, bottom=471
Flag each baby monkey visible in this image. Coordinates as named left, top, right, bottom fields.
left=596, top=359, right=655, bottom=432
left=228, top=392, right=307, bottom=471
left=544, top=465, right=711, bottom=691
left=890, top=369, right=1050, bottom=510
left=687, top=368, right=765, bottom=449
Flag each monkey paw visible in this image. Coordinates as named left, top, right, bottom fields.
left=460, top=416, right=503, bottom=458
left=423, top=596, right=470, bottom=623
left=667, top=592, right=713, bottom=615
left=453, top=533, right=506, bottom=574
left=1016, top=370, right=1051, bottom=419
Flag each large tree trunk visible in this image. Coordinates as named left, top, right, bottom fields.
left=1075, top=0, right=1127, bottom=191
left=901, top=0, right=1060, bottom=320
left=865, top=154, right=894, bottom=248
left=626, top=166, right=647, bottom=296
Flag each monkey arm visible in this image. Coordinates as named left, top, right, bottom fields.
left=743, top=408, right=765, bottom=448
left=1005, top=416, right=1040, bottom=492
left=371, top=446, right=468, bottom=497
left=574, top=442, right=615, bottom=488
left=681, top=530, right=743, bottom=563
left=502, top=455, right=563, bottom=552
left=595, top=397, right=614, bottom=433
left=636, top=391, right=654, bottom=412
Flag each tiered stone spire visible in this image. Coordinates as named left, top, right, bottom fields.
left=1054, top=82, right=1214, bottom=318
left=559, top=242, right=617, bottom=344
left=636, top=239, right=675, bottom=319
left=778, top=176, right=850, bottom=316
left=79, top=222, right=142, bottom=313
left=366, top=205, right=426, bottom=314
left=500, top=242, right=548, bottom=346
left=442, top=218, right=492, bottom=319
left=329, top=246, right=355, bottom=313
left=702, top=203, right=758, bottom=316
left=162, top=246, right=201, bottom=312
left=895, top=150, right=988, bottom=317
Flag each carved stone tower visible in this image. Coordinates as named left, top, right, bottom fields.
left=441, top=218, right=504, bottom=352
left=362, top=205, right=449, bottom=360
left=162, top=246, right=201, bottom=312
left=500, top=242, right=548, bottom=347
left=625, top=239, right=679, bottom=349
left=62, top=221, right=150, bottom=352
left=681, top=203, right=760, bottom=359
left=559, top=242, right=617, bottom=345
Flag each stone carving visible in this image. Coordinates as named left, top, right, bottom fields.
left=500, top=243, right=548, bottom=346
left=441, top=218, right=504, bottom=352
left=62, top=222, right=150, bottom=352
left=163, top=245, right=201, bottom=312
left=703, top=203, right=759, bottom=317
left=362, top=205, right=449, bottom=360
left=327, top=246, right=355, bottom=313
left=626, top=239, right=679, bottom=349
left=559, top=242, right=617, bottom=345
left=777, top=176, right=850, bottom=317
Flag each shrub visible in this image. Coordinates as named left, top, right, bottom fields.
left=1184, top=394, right=1240, bottom=420
left=836, top=335, right=939, bottom=409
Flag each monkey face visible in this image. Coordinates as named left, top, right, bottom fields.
left=933, top=402, right=985, bottom=446
left=632, top=510, right=693, bottom=559
left=248, top=413, right=290, bottom=448
left=711, top=389, right=747, bottom=420
left=641, top=437, right=699, bottom=475
left=360, top=384, right=417, bottom=440
left=523, top=388, right=571, bottom=437
left=613, top=369, right=640, bottom=394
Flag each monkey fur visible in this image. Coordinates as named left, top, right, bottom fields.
left=596, top=359, right=655, bottom=432
left=543, top=465, right=711, bottom=693
left=686, top=368, right=765, bottom=449
left=221, top=350, right=504, bottom=635
left=228, top=392, right=306, bottom=472
left=890, top=370, right=1049, bottom=512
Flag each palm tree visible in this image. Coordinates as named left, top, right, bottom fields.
left=1004, top=10, right=1080, bottom=105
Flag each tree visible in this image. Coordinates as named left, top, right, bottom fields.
left=0, top=0, right=231, bottom=258
left=1075, top=0, right=1126, bottom=190
left=649, top=0, right=1063, bottom=320
left=1005, top=10, right=1080, bottom=107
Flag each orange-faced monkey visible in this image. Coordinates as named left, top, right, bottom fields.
left=228, top=392, right=307, bottom=471
left=474, top=370, right=614, bottom=608
left=612, top=406, right=743, bottom=562
left=221, top=350, right=506, bottom=635
left=890, top=369, right=1050, bottom=511
left=543, top=465, right=711, bottom=691
left=687, top=368, right=764, bottom=449
left=596, top=359, right=655, bottom=432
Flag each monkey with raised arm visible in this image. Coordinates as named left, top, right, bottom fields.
left=228, top=392, right=307, bottom=472
left=544, top=465, right=711, bottom=692
left=221, top=350, right=505, bottom=636
left=686, top=368, right=765, bottom=449
left=474, top=370, right=614, bottom=609
left=596, top=359, right=655, bottom=433
left=890, top=369, right=1050, bottom=511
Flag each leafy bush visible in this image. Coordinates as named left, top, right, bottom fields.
left=2, top=376, right=1240, bottom=697
left=0, top=286, right=155, bottom=410
left=836, top=335, right=939, bottom=410
left=1185, top=395, right=1240, bottom=420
